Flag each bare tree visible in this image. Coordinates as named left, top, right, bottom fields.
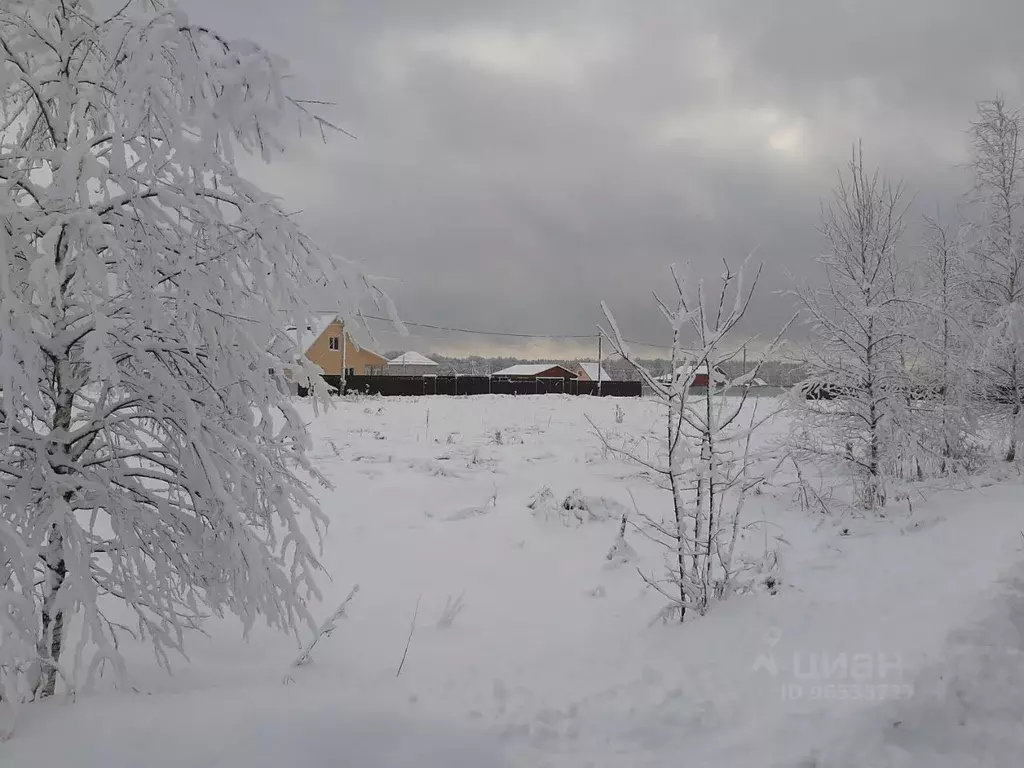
left=966, top=97, right=1024, bottom=462
left=791, top=145, right=916, bottom=509
left=599, top=260, right=792, bottom=621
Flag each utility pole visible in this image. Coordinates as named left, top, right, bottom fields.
left=340, top=322, right=347, bottom=395
left=597, top=335, right=603, bottom=397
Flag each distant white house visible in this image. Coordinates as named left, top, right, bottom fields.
left=385, top=351, right=440, bottom=376
left=574, top=362, right=612, bottom=382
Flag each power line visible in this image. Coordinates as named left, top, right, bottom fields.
left=360, top=314, right=598, bottom=340
left=620, top=338, right=675, bottom=351
left=360, top=313, right=677, bottom=351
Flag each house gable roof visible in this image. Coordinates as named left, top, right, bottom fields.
left=282, top=314, right=385, bottom=363
left=285, top=313, right=341, bottom=353
left=387, top=351, right=439, bottom=367
left=492, top=363, right=578, bottom=378
left=577, top=362, right=612, bottom=382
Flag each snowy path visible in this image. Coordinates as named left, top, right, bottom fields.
left=812, top=565, right=1024, bottom=767
left=683, top=481, right=1024, bottom=768
left=4, top=398, right=1023, bottom=767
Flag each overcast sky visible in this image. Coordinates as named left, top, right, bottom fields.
left=179, top=0, right=1024, bottom=357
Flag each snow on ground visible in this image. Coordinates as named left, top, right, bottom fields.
left=5, top=395, right=1024, bottom=767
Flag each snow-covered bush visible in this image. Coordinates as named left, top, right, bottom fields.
left=526, top=487, right=622, bottom=527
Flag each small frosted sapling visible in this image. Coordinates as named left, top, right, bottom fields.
left=598, top=259, right=793, bottom=621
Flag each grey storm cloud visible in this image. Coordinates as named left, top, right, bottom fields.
left=178, top=0, right=1024, bottom=355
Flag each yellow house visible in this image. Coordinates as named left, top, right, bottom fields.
left=290, top=314, right=387, bottom=377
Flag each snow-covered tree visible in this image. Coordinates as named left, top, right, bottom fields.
left=966, top=98, right=1024, bottom=462
left=599, top=261, right=791, bottom=621
left=0, top=0, right=367, bottom=706
left=915, top=214, right=977, bottom=472
left=791, top=146, right=918, bottom=509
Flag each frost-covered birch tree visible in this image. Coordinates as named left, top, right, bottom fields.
left=791, top=146, right=916, bottom=509
left=0, top=0, right=366, bottom=705
left=600, top=261, right=791, bottom=621
left=966, top=98, right=1024, bottom=462
left=916, top=214, right=976, bottom=471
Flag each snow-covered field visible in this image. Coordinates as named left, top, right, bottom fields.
left=7, top=395, right=1024, bottom=767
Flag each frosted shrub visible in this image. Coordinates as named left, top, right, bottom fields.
left=527, top=487, right=618, bottom=526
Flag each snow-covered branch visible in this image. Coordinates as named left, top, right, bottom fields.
left=283, top=584, right=360, bottom=684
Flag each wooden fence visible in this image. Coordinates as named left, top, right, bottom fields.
left=310, top=375, right=641, bottom=398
